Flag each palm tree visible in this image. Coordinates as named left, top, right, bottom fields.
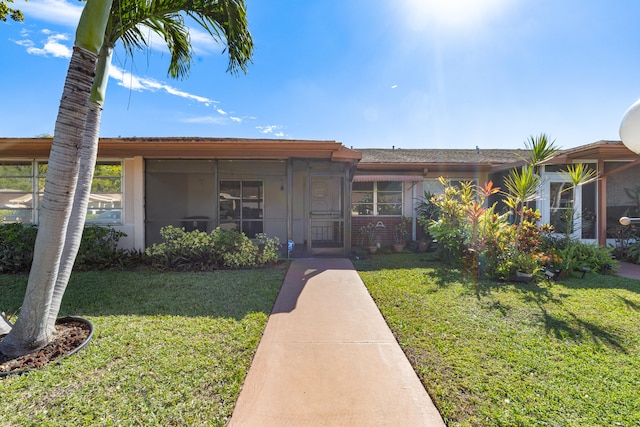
left=0, top=0, right=114, bottom=358
left=1, top=0, right=253, bottom=357
left=46, top=0, right=252, bottom=335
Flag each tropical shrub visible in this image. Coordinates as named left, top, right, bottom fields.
left=145, top=226, right=215, bottom=271
left=146, top=226, right=281, bottom=271
left=428, top=178, right=474, bottom=263
left=627, top=241, right=640, bottom=264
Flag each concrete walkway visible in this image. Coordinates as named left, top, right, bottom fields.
left=617, top=261, right=640, bottom=280
left=228, top=258, right=445, bottom=426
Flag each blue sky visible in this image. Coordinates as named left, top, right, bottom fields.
left=1, top=0, right=640, bottom=150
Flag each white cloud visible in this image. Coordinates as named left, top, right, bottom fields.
left=15, top=30, right=72, bottom=58
left=17, top=0, right=82, bottom=27
left=256, top=125, right=289, bottom=138
left=181, top=116, right=228, bottom=125
left=187, top=27, right=225, bottom=55
left=109, top=66, right=217, bottom=105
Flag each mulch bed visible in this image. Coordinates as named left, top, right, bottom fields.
left=0, top=318, right=91, bottom=376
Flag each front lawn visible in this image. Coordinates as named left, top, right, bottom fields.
left=356, top=253, right=640, bottom=426
left=0, top=267, right=285, bottom=426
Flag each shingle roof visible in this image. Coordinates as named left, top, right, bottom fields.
left=357, top=148, right=527, bottom=165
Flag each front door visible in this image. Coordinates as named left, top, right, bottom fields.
left=541, top=173, right=584, bottom=240
left=309, top=175, right=345, bottom=255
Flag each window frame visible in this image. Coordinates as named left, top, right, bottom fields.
left=0, top=160, right=124, bottom=226
left=219, top=179, right=264, bottom=237
left=352, top=181, right=403, bottom=217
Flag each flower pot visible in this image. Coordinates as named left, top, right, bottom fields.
left=393, top=242, right=406, bottom=252
left=515, top=271, right=534, bottom=282
left=417, top=240, right=430, bottom=253
left=367, top=245, right=378, bottom=254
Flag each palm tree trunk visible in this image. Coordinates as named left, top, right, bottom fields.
left=46, top=46, right=112, bottom=333
left=0, top=47, right=97, bottom=358
left=46, top=103, right=102, bottom=333
left=0, top=0, right=113, bottom=358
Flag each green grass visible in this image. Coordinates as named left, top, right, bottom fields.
left=0, top=266, right=286, bottom=426
left=355, top=253, right=640, bottom=427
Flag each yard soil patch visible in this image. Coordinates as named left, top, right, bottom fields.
left=0, top=318, right=91, bottom=376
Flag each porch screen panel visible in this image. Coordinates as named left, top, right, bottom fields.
left=605, top=161, right=640, bottom=238
left=145, top=160, right=215, bottom=246
left=581, top=181, right=596, bottom=239
left=86, top=162, right=123, bottom=224
left=37, top=162, right=123, bottom=225
left=0, top=162, right=33, bottom=224
left=549, top=182, right=574, bottom=234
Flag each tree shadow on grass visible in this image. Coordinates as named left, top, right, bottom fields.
left=514, top=282, right=627, bottom=353
left=0, top=267, right=288, bottom=322
left=456, top=274, right=640, bottom=354
left=614, top=293, right=640, bottom=311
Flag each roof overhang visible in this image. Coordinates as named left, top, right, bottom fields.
left=0, top=137, right=362, bottom=163
left=357, top=161, right=496, bottom=177
left=551, top=140, right=637, bottom=163
left=353, top=174, right=424, bottom=182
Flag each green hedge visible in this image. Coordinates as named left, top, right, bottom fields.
left=0, top=223, right=128, bottom=273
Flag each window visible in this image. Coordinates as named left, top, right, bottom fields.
left=0, top=161, right=123, bottom=225
left=352, top=181, right=402, bottom=216
left=220, top=180, right=263, bottom=237
left=85, top=162, right=123, bottom=224
left=0, top=162, right=34, bottom=224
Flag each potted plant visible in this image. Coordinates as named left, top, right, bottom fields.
left=513, top=252, right=540, bottom=282
left=393, top=216, right=411, bottom=252
left=415, top=191, right=439, bottom=252
left=416, top=216, right=433, bottom=252
left=359, top=222, right=378, bottom=253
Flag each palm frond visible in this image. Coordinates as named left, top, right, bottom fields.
left=560, top=163, right=598, bottom=189
left=523, top=133, right=560, bottom=167
left=503, top=165, right=541, bottom=204
left=104, top=0, right=253, bottom=80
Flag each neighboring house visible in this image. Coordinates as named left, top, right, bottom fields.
left=0, top=138, right=638, bottom=255
left=354, top=141, right=640, bottom=248
left=352, top=147, right=527, bottom=243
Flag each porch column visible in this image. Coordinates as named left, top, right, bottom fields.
left=598, top=159, right=607, bottom=246
left=287, top=159, right=293, bottom=247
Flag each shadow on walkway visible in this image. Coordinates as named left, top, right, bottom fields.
left=229, top=258, right=445, bottom=426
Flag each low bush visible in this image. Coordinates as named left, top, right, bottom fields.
left=146, top=226, right=281, bottom=271
left=0, top=223, right=38, bottom=273
left=538, top=233, right=617, bottom=274
left=0, top=223, right=128, bottom=273
left=75, top=225, right=130, bottom=270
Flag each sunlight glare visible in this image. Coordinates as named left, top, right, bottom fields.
left=403, top=0, right=512, bottom=33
